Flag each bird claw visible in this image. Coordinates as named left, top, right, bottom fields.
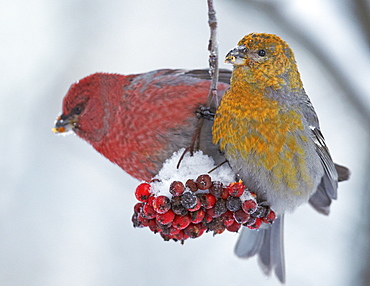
left=196, top=105, right=215, bottom=120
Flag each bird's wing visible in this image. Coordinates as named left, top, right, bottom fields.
left=181, top=69, right=232, bottom=85
left=299, top=94, right=338, bottom=214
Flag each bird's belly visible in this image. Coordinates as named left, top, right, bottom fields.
left=225, top=133, right=324, bottom=213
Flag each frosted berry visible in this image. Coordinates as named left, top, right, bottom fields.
left=233, top=209, right=250, bottom=224
left=189, top=208, right=205, bottom=224
left=184, top=223, right=206, bottom=238
left=221, top=187, right=229, bottom=200
left=196, top=174, right=212, bottom=190
left=132, top=213, right=140, bottom=228
left=214, top=199, right=227, bottom=217
left=137, top=213, right=151, bottom=227
left=206, top=217, right=225, bottom=234
left=241, top=199, right=258, bottom=213
left=172, top=214, right=191, bottom=230
left=156, top=209, right=175, bottom=225
left=247, top=217, right=263, bottom=229
left=187, top=197, right=202, bottom=212
left=206, top=207, right=218, bottom=218
left=142, top=203, right=156, bottom=219
left=226, top=221, right=241, bottom=232
left=209, top=181, right=223, bottom=198
left=181, top=192, right=198, bottom=209
left=152, top=195, right=171, bottom=214
left=198, top=193, right=216, bottom=209
left=173, top=229, right=189, bottom=242
left=227, top=181, right=245, bottom=197
left=171, top=196, right=188, bottom=216
left=135, top=183, right=151, bottom=202
left=226, top=196, right=241, bottom=211
left=262, top=210, right=276, bottom=224
left=148, top=219, right=161, bottom=233
left=168, top=226, right=180, bottom=236
left=133, top=202, right=143, bottom=214
left=204, top=212, right=213, bottom=223
left=147, top=195, right=155, bottom=206
left=169, top=181, right=185, bottom=196
left=252, top=205, right=269, bottom=218
left=185, top=179, right=198, bottom=192
left=221, top=210, right=235, bottom=227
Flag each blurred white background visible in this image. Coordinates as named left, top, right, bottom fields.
left=1, top=0, right=369, bottom=285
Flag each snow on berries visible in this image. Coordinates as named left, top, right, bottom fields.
left=131, top=149, right=277, bottom=243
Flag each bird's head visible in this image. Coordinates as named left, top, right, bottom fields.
left=225, top=33, right=298, bottom=79
left=52, top=73, right=112, bottom=143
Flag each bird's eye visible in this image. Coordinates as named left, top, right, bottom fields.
left=73, top=106, right=83, bottom=115
left=258, top=49, right=266, bottom=57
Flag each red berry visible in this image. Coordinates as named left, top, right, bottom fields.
left=196, top=174, right=212, bottom=190
left=137, top=213, right=151, bottom=226
left=142, top=203, right=156, bottom=219
left=169, top=181, right=185, bottom=196
left=226, top=221, right=241, bottom=232
left=135, top=183, right=151, bottom=202
left=190, top=208, right=205, bottom=224
left=184, top=223, right=205, bottom=238
left=187, top=197, right=202, bottom=212
left=156, top=209, right=175, bottom=225
left=221, top=187, right=229, bottom=200
left=168, top=226, right=180, bottom=236
left=152, top=196, right=171, bottom=214
left=199, top=193, right=216, bottom=209
left=227, top=182, right=245, bottom=197
left=221, top=210, right=235, bottom=227
left=172, top=214, right=191, bottom=230
left=185, top=179, right=198, bottom=192
left=133, top=202, right=143, bottom=214
left=148, top=219, right=161, bottom=233
left=246, top=217, right=263, bottom=229
left=204, top=213, right=213, bottom=223
left=241, top=199, right=258, bottom=214
left=153, top=196, right=171, bottom=214
left=147, top=195, right=155, bottom=206
left=233, top=209, right=250, bottom=224
left=262, top=210, right=276, bottom=224
left=160, top=233, right=171, bottom=241
left=206, top=207, right=217, bottom=218
left=173, top=230, right=189, bottom=242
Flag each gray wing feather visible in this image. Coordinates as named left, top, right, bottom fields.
left=235, top=215, right=286, bottom=283
left=299, top=94, right=338, bottom=213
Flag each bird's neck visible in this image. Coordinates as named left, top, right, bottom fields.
left=230, top=65, right=303, bottom=93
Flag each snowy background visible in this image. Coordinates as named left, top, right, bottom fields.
left=1, top=0, right=370, bottom=285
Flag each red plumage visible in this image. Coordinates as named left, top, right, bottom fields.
left=55, top=69, right=230, bottom=180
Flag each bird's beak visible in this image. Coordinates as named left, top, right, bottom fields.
left=52, top=113, right=77, bottom=134
left=225, top=45, right=248, bottom=65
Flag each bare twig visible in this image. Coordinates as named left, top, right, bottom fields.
left=207, top=0, right=219, bottom=107
left=177, top=0, right=220, bottom=168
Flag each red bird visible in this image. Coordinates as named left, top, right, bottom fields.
left=53, top=69, right=230, bottom=181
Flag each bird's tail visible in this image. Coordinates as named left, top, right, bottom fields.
left=234, top=215, right=285, bottom=284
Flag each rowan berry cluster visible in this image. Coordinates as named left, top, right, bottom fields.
left=132, top=174, right=276, bottom=242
